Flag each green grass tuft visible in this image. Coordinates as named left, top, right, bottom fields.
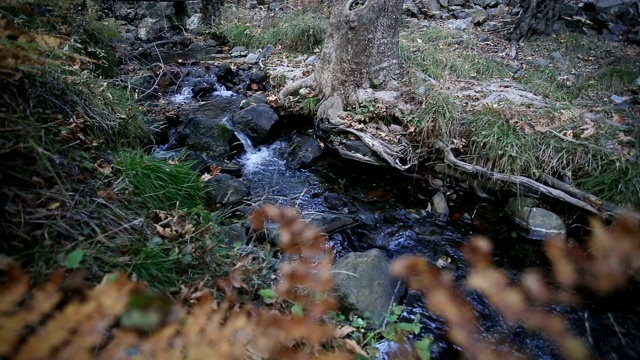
left=216, top=10, right=327, bottom=53
left=405, top=90, right=461, bottom=146
left=116, top=150, right=206, bottom=211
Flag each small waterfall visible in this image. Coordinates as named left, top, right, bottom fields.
left=213, top=83, right=234, bottom=97
left=169, top=87, right=193, bottom=104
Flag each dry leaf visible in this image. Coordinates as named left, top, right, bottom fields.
left=338, top=339, right=367, bottom=355
left=97, top=189, right=116, bottom=201
left=94, top=159, right=112, bottom=175
left=334, top=325, right=356, bottom=339
left=578, top=119, right=596, bottom=138
left=47, top=202, right=61, bottom=210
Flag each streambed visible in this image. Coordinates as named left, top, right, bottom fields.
left=145, top=54, right=638, bottom=359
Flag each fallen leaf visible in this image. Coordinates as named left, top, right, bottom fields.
left=338, top=339, right=367, bottom=355
left=578, top=119, right=596, bottom=138
left=47, top=202, right=61, bottom=210
left=334, top=325, right=357, bottom=339
left=94, top=159, right=112, bottom=175
left=155, top=225, right=178, bottom=239
left=97, top=189, right=116, bottom=201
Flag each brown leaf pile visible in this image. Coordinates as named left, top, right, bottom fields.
left=0, top=206, right=351, bottom=360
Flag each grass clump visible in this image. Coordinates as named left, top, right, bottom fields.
left=405, top=90, right=461, bottom=147
left=115, top=150, right=206, bottom=211
left=401, top=29, right=508, bottom=82
left=461, top=106, right=640, bottom=207
left=216, top=9, right=328, bottom=53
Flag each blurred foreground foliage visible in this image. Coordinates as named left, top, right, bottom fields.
left=1, top=206, right=639, bottom=359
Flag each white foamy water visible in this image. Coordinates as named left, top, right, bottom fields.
left=240, top=142, right=286, bottom=175
left=213, top=83, right=234, bottom=97
left=169, top=87, right=193, bottom=104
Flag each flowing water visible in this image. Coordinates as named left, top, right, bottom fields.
left=161, top=71, right=639, bottom=360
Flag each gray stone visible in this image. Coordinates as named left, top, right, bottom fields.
left=240, top=93, right=268, bottom=109
left=471, top=9, right=488, bottom=24
left=246, top=0, right=258, bottom=9
left=478, top=34, right=491, bottom=42
left=188, top=42, right=205, bottom=51
left=305, top=55, right=319, bottom=65
left=332, top=249, right=405, bottom=326
left=259, top=45, right=276, bottom=60
left=507, top=62, right=521, bottom=74
left=448, top=0, right=465, bottom=5
left=404, top=1, right=421, bottom=18
left=286, top=135, right=323, bottom=169
left=230, top=46, right=247, bottom=55
left=454, top=10, right=472, bottom=19
left=523, top=208, right=566, bottom=240
left=430, top=192, right=449, bottom=222
left=560, top=3, right=579, bottom=17
left=186, top=13, right=203, bottom=30
left=302, top=213, right=355, bottom=233
left=205, top=174, right=250, bottom=204
left=245, top=53, right=260, bottom=64
left=422, top=0, right=442, bottom=12
left=483, top=21, right=500, bottom=31
left=230, top=104, right=280, bottom=145
left=438, top=0, right=449, bottom=6
left=506, top=197, right=566, bottom=240
left=473, top=0, right=488, bottom=7
left=446, top=17, right=474, bottom=30
left=137, top=18, right=163, bottom=41
left=179, top=99, right=242, bottom=159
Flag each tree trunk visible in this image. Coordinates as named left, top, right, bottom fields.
left=510, top=0, right=562, bottom=42
left=315, top=0, right=403, bottom=119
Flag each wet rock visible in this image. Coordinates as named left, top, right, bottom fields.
left=332, top=249, right=405, bottom=326
left=249, top=71, right=267, bottom=84
left=286, top=135, right=323, bottom=169
left=344, top=140, right=377, bottom=159
left=205, top=174, right=250, bottom=204
left=240, top=93, right=268, bottom=109
left=179, top=98, right=242, bottom=159
left=430, top=192, right=449, bottom=222
left=506, top=197, right=566, bottom=240
left=192, top=85, right=214, bottom=98
left=186, top=13, right=203, bottom=30
left=302, top=213, right=355, bottom=233
left=137, top=18, right=163, bottom=41
left=230, top=104, right=281, bottom=145
left=188, top=42, right=205, bottom=51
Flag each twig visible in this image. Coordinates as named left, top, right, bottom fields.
left=608, top=312, right=626, bottom=347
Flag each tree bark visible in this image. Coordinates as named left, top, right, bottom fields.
left=510, top=0, right=562, bottom=42
left=315, top=0, right=403, bottom=119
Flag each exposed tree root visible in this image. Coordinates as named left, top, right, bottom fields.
left=277, top=74, right=316, bottom=104
left=438, top=142, right=640, bottom=220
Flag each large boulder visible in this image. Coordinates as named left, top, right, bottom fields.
left=178, top=98, right=242, bottom=160
left=286, top=135, right=323, bottom=169
left=506, top=197, right=566, bottom=240
left=137, top=18, right=163, bottom=41
left=230, top=104, right=281, bottom=145
left=332, top=249, right=405, bottom=326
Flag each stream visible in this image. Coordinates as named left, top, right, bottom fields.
left=148, top=54, right=638, bottom=359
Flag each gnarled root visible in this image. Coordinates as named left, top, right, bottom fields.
left=277, top=74, right=316, bottom=104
